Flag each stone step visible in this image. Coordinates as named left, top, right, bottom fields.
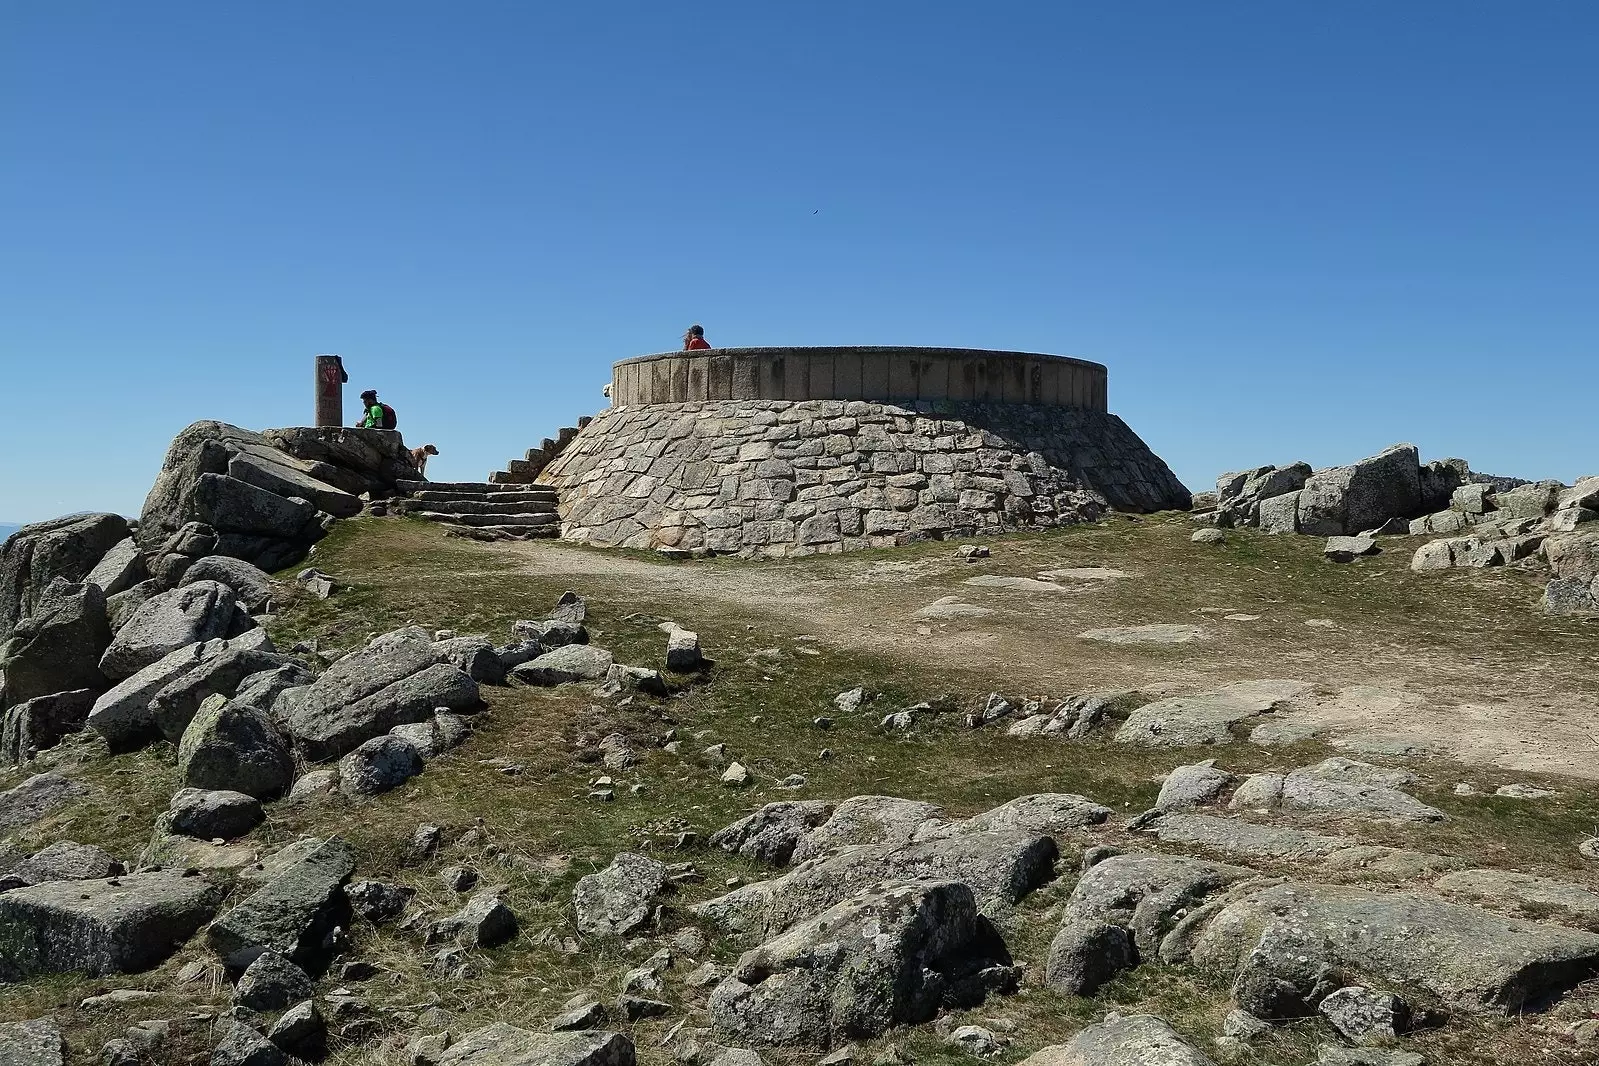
left=408, top=488, right=557, bottom=505
left=395, top=479, right=549, bottom=495
left=398, top=499, right=558, bottom=517
left=450, top=524, right=560, bottom=540
left=412, top=511, right=559, bottom=528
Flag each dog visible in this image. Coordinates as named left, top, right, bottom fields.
left=410, top=444, right=439, bottom=479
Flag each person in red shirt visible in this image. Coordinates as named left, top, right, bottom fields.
left=683, top=324, right=712, bottom=350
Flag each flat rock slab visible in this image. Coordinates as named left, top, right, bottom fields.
left=207, top=836, right=355, bottom=969
left=1148, top=813, right=1458, bottom=880
left=914, top=597, right=994, bottom=620
left=1038, top=567, right=1131, bottom=581
left=1017, top=1013, right=1217, bottom=1066
left=0, top=1018, right=64, bottom=1066
left=436, top=1024, right=635, bottom=1066
left=1434, top=868, right=1599, bottom=922
left=512, top=644, right=615, bottom=686
left=1115, top=680, right=1313, bottom=747
left=1230, top=772, right=1445, bottom=823
left=1191, top=881, right=1599, bottom=1015
left=0, top=870, right=221, bottom=979
left=0, top=772, right=88, bottom=830
left=1080, top=624, right=1205, bottom=645
left=964, top=575, right=1072, bottom=593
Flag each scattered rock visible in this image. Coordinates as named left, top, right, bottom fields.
left=210, top=1020, right=287, bottom=1066
left=234, top=950, right=315, bottom=1012
left=1017, top=1013, right=1216, bottom=1066
left=1191, top=528, right=1227, bottom=545
left=945, top=1025, right=1006, bottom=1057
left=345, top=880, right=414, bottom=924
left=428, top=891, right=518, bottom=948
left=833, top=687, right=865, bottom=714
left=1156, top=761, right=1235, bottom=810
left=178, top=694, right=296, bottom=800
left=1080, top=623, right=1204, bottom=645
left=513, top=644, right=616, bottom=686
left=955, top=545, right=990, bottom=560
left=1494, top=783, right=1557, bottom=799
left=266, top=1000, right=325, bottom=1057
left=721, top=762, right=752, bottom=787
left=1319, top=985, right=1406, bottom=1045
left=165, top=788, right=264, bottom=840
left=552, top=999, right=608, bottom=1031
left=710, top=801, right=836, bottom=865
left=338, top=734, right=425, bottom=796
left=1324, top=535, right=1380, bottom=562
left=573, top=853, right=667, bottom=938
left=666, top=628, right=704, bottom=672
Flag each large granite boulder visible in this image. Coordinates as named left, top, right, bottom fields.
left=711, top=801, right=837, bottom=865
left=277, top=627, right=480, bottom=762
left=5, top=840, right=123, bottom=887
left=435, top=1026, right=635, bottom=1066
left=1297, top=444, right=1423, bottom=536
left=707, top=879, right=1015, bottom=1049
left=0, top=688, right=95, bottom=763
left=1190, top=881, right=1599, bottom=1016
left=87, top=637, right=231, bottom=749
left=180, top=556, right=277, bottom=612
left=0, top=772, right=87, bottom=830
left=84, top=537, right=147, bottom=598
left=163, top=787, right=264, bottom=840
left=0, top=869, right=221, bottom=979
left=149, top=645, right=291, bottom=742
left=1213, top=463, right=1312, bottom=529
left=790, top=795, right=945, bottom=862
left=1017, top=1014, right=1216, bottom=1066
left=178, top=694, right=295, bottom=799
left=0, top=1018, right=65, bottom=1066
left=207, top=837, right=355, bottom=970
left=574, top=852, right=667, bottom=938
left=0, top=578, right=111, bottom=707
left=98, top=581, right=250, bottom=681
left=0, top=513, right=128, bottom=645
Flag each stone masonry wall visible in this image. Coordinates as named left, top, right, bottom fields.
left=537, top=399, right=1190, bottom=558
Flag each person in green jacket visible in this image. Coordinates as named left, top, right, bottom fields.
left=357, top=389, right=387, bottom=429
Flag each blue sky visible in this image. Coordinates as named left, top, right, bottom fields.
left=2, top=3, right=1594, bottom=523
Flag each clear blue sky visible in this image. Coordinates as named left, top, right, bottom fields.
left=2, top=3, right=1594, bottom=523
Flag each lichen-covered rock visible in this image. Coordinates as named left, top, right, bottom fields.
left=1114, top=680, right=1313, bottom=747
left=338, top=734, right=424, bottom=796
left=1, top=577, right=111, bottom=706
left=711, top=802, right=837, bottom=865
left=234, top=950, right=314, bottom=1012
left=1017, top=1013, right=1216, bottom=1066
left=7, top=841, right=123, bottom=886
left=511, top=644, right=615, bottom=686
left=276, top=627, right=480, bottom=762
left=149, top=646, right=293, bottom=742
left=1228, top=769, right=1444, bottom=823
left=0, top=512, right=128, bottom=646
left=435, top=1026, right=635, bottom=1066
left=181, top=556, right=277, bottom=612
left=0, top=772, right=87, bottom=831
left=573, top=853, right=667, bottom=938
left=1155, top=761, right=1235, bottom=810
left=0, top=1018, right=65, bottom=1066
left=207, top=837, right=355, bottom=970
left=164, top=788, right=264, bottom=840
left=707, top=879, right=1015, bottom=1049
left=0, top=688, right=95, bottom=764
left=1190, top=881, right=1599, bottom=1016
left=99, top=581, right=246, bottom=681
left=178, top=695, right=295, bottom=800
left=0, top=869, right=221, bottom=979
left=790, top=795, right=944, bottom=862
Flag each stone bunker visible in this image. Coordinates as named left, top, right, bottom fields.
left=528, top=346, right=1189, bottom=558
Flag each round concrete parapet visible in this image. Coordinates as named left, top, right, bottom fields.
left=610, top=346, right=1107, bottom=411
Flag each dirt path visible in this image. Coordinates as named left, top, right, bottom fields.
left=479, top=518, right=1599, bottom=779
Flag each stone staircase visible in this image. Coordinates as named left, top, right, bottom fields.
left=487, top=416, right=590, bottom=485
left=392, top=480, right=560, bottom=540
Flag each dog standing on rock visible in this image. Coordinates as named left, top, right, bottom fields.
left=410, top=444, right=439, bottom=479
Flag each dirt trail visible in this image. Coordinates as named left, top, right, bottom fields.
left=483, top=524, right=1599, bottom=779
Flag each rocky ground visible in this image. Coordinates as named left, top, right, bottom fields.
left=1, top=508, right=1597, bottom=1066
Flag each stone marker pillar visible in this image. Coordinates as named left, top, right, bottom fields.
left=315, top=354, right=344, bottom=427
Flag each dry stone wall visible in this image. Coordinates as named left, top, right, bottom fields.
left=537, top=399, right=1190, bottom=558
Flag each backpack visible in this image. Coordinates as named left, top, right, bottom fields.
left=379, top=403, right=397, bottom=430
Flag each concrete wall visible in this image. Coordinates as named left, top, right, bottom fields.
left=610, top=347, right=1107, bottom=411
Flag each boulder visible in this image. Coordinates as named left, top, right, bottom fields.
left=1042, top=921, right=1134, bottom=996
left=0, top=688, right=95, bottom=763
left=178, top=695, right=295, bottom=799
left=1496, top=480, right=1562, bottom=519
left=276, top=627, right=480, bottom=762
left=266, top=1001, right=324, bottom=1058
left=338, top=734, right=425, bottom=796
left=7, top=841, right=123, bottom=886
left=87, top=637, right=231, bottom=749
left=233, top=661, right=316, bottom=713
left=427, top=890, right=518, bottom=948
left=707, top=879, right=1015, bottom=1049
left=0, top=1018, right=65, bottom=1066
left=99, top=581, right=245, bottom=681
left=0, top=578, right=111, bottom=706
left=1257, top=491, right=1301, bottom=534
left=1114, top=680, right=1312, bottom=747
left=918, top=792, right=1111, bottom=839
left=432, top=635, right=506, bottom=685
left=666, top=628, right=704, bottom=672
left=0, top=512, right=128, bottom=645
left=695, top=829, right=1057, bottom=943
left=260, top=426, right=416, bottom=496
left=1228, top=770, right=1444, bottom=823
left=550, top=591, right=587, bottom=624
left=1214, top=464, right=1312, bottom=529
left=388, top=711, right=471, bottom=759
left=1190, top=881, right=1599, bottom=1015
left=345, top=880, right=414, bottom=924
left=1190, top=527, right=1227, bottom=545
left=164, top=788, right=264, bottom=840
left=710, top=801, right=836, bottom=865
left=1323, top=536, right=1379, bottom=563
left=84, top=537, right=146, bottom=598
left=0, top=772, right=87, bottom=830
left=434, top=1026, right=635, bottom=1066
left=1017, top=1014, right=1216, bottom=1066
left=511, top=644, right=614, bottom=686
left=791, top=795, right=944, bottom=862
left=234, top=950, right=314, bottom=1012
left=207, top=836, right=355, bottom=971
left=225, top=449, right=362, bottom=519
left=1319, top=986, right=1406, bottom=1045
left=150, top=646, right=293, bottom=742
left=210, top=1021, right=286, bottom=1066
left=181, top=557, right=277, bottom=612
left=0, top=869, right=221, bottom=979
left=573, top=852, right=667, bottom=938
left=1155, top=761, right=1235, bottom=810
left=1297, top=444, right=1422, bottom=537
